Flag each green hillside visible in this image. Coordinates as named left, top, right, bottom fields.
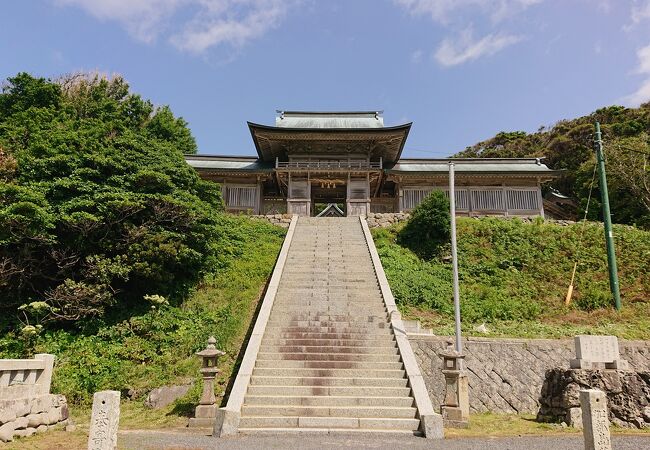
left=373, top=218, right=650, bottom=339
left=0, top=72, right=286, bottom=417
left=455, top=104, right=650, bottom=228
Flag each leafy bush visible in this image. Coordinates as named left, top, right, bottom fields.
left=575, top=284, right=612, bottom=311
left=397, top=190, right=451, bottom=259
left=0, top=72, right=221, bottom=327
left=0, top=216, right=285, bottom=405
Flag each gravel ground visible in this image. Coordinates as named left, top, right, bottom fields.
left=118, top=430, right=650, bottom=450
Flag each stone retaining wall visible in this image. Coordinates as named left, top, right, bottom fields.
left=250, top=214, right=293, bottom=228
left=365, top=213, right=411, bottom=228
left=0, top=354, right=69, bottom=442
left=409, top=335, right=650, bottom=415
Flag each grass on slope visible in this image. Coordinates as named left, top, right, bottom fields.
left=0, top=216, right=286, bottom=427
left=372, top=218, right=650, bottom=339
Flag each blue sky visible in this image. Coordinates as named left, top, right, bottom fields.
left=2, top=0, right=650, bottom=157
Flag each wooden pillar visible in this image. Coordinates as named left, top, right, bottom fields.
left=256, top=176, right=262, bottom=215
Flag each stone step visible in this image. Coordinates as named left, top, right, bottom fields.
left=244, top=395, right=414, bottom=407
left=256, top=352, right=401, bottom=362
left=272, top=301, right=386, bottom=308
left=270, top=310, right=388, bottom=318
left=261, top=338, right=395, bottom=347
left=249, top=376, right=409, bottom=387
left=263, top=333, right=394, bottom=342
left=269, top=313, right=388, bottom=321
left=287, top=253, right=370, bottom=257
left=254, top=360, right=403, bottom=370
left=281, top=274, right=376, bottom=280
left=277, top=287, right=381, bottom=293
left=245, top=385, right=413, bottom=398
left=278, top=283, right=379, bottom=289
left=241, top=405, right=417, bottom=418
left=264, top=326, right=392, bottom=334
left=268, top=332, right=394, bottom=340
left=238, top=416, right=420, bottom=431
left=253, top=368, right=405, bottom=378
left=276, top=296, right=383, bottom=303
left=267, top=315, right=389, bottom=323
left=265, top=320, right=390, bottom=328
left=268, top=314, right=388, bottom=321
left=285, top=259, right=370, bottom=263
left=258, top=345, right=399, bottom=355
left=273, top=300, right=385, bottom=307
left=282, top=270, right=376, bottom=275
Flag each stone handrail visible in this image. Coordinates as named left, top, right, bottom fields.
left=0, top=354, right=55, bottom=401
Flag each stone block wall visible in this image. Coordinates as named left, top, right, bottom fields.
left=365, top=213, right=411, bottom=228
left=409, top=335, right=650, bottom=415
left=250, top=214, right=293, bottom=228
left=0, top=354, right=69, bottom=442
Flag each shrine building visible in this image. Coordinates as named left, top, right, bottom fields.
left=185, top=111, right=558, bottom=217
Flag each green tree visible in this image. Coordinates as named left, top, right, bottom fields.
left=0, top=72, right=221, bottom=327
left=398, top=191, right=451, bottom=259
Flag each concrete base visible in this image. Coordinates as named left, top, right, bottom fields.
left=188, top=418, right=215, bottom=428
left=570, top=359, right=629, bottom=370
left=213, top=408, right=240, bottom=437
left=419, top=414, right=444, bottom=439
left=189, top=404, right=216, bottom=429
left=442, top=406, right=469, bottom=428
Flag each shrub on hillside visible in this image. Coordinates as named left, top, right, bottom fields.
left=0, top=73, right=224, bottom=328
left=398, top=190, right=451, bottom=259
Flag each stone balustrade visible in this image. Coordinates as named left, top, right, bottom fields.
left=0, top=354, right=69, bottom=442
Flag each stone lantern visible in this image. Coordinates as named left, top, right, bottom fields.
left=438, top=342, right=470, bottom=428
left=189, top=336, right=225, bottom=428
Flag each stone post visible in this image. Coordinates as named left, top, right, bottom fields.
left=438, top=344, right=469, bottom=428
left=580, top=389, right=611, bottom=450
left=189, top=336, right=225, bottom=428
left=33, top=354, right=55, bottom=396
left=88, top=390, right=120, bottom=450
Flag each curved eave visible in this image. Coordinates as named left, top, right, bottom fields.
left=248, top=121, right=412, bottom=163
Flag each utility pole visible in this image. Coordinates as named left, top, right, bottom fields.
left=594, top=122, right=622, bottom=311
left=448, top=162, right=462, bottom=352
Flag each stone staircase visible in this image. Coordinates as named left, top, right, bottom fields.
left=237, top=217, right=422, bottom=434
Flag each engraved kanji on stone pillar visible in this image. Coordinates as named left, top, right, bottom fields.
left=438, top=343, right=469, bottom=428
left=88, top=390, right=120, bottom=450
left=580, top=389, right=612, bottom=450
left=189, top=336, right=225, bottom=428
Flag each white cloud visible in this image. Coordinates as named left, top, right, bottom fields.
left=54, top=0, right=293, bottom=52
left=394, top=0, right=542, bottom=24
left=623, top=43, right=650, bottom=106
left=434, top=28, right=522, bottom=66
left=171, top=1, right=289, bottom=53
left=629, top=0, right=650, bottom=26
left=395, top=1, right=537, bottom=66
